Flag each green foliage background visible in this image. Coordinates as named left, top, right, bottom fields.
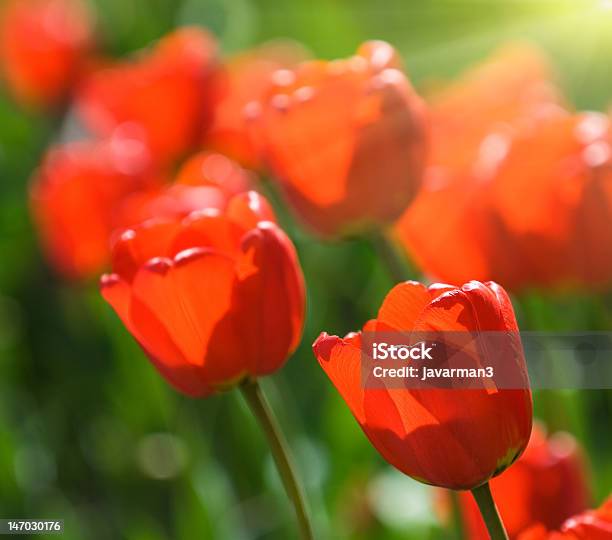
left=0, top=0, right=611, bottom=538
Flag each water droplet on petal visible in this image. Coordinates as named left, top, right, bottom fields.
left=583, top=141, right=610, bottom=167
left=271, top=69, right=295, bottom=87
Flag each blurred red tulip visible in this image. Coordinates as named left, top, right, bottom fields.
left=455, top=425, right=591, bottom=539
left=252, top=40, right=427, bottom=237
left=77, top=27, right=219, bottom=165
left=396, top=44, right=612, bottom=291
left=115, top=151, right=254, bottom=228
left=0, top=0, right=93, bottom=108
left=518, top=496, right=612, bottom=540
left=489, top=112, right=612, bottom=289
left=422, top=43, right=562, bottom=174
left=100, top=191, right=305, bottom=397
left=395, top=44, right=554, bottom=284
left=30, top=129, right=160, bottom=280
left=203, top=40, right=309, bottom=169
left=313, top=280, right=532, bottom=489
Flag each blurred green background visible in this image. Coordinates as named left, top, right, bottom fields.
left=1, top=0, right=611, bottom=538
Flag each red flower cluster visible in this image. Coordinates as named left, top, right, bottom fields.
left=17, top=5, right=610, bottom=536
left=395, top=44, right=612, bottom=291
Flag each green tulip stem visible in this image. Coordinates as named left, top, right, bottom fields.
left=240, top=379, right=314, bottom=540
left=370, top=229, right=412, bottom=284
left=471, top=482, right=509, bottom=540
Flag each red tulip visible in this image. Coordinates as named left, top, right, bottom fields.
left=100, top=191, right=305, bottom=397
left=489, top=112, right=612, bottom=289
left=393, top=44, right=557, bottom=288
left=203, top=40, right=309, bottom=169
left=77, top=27, right=219, bottom=165
left=313, top=280, right=532, bottom=489
left=30, top=129, right=160, bottom=280
left=517, top=497, right=612, bottom=540
left=115, top=151, right=254, bottom=228
left=454, top=425, right=591, bottom=539
left=395, top=44, right=612, bottom=291
left=0, top=0, right=93, bottom=108
left=421, top=43, right=561, bottom=174
left=251, top=40, right=427, bottom=237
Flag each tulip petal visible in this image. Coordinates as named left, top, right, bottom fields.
left=377, top=280, right=430, bottom=331
left=101, top=272, right=210, bottom=396
left=130, top=249, right=245, bottom=389
left=171, top=211, right=243, bottom=257
left=363, top=387, right=487, bottom=488
left=227, top=191, right=277, bottom=231
left=235, top=222, right=305, bottom=375
left=313, top=332, right=366, bottom=423
left=111, top=220, right=181, bottom=282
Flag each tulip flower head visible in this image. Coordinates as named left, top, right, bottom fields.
left=77, top=27, right=219, bottom=165
left=455, top=425, right=591, bottom=539
left=313, top=280, right=532, bottom=490
left=517, top=497, right=612, bottom=540
left=252, top=40, right=428, bottom=237
left=30, top=129, right=160, bottom=280
left=0, top=0, right=93, bottom=108
left=396, top=44, right=612, bottom=291
left=203, top=40, right=309, bottom=169
left=101, top=192, right=305, bottom=397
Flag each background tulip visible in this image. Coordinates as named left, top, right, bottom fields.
left=314, top=280, right=532, bottom=490
left=76, top=27, right=219, bottom=165
left=489, top=112, right=612, bottom=290
left=451, top=425, right=591, bottom=539
left=395, top=43, right=560, bottom=288
left=101, top=191, right=304, bottom=397
left=517, top=496, right=612, bottom=540
left=203, top=40, right=309, bottom=169
left=395, top=44, right=612, bottom=291
left=30, top=130, right=159, bottom=280
left=0, top=0, right=93, bottom=108
left=252, top=40, right=428, bottom=237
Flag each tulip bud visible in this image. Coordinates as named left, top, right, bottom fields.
left=0, top=0, right=93, bottom=108
left=101, top=192, right=305, bottom=397
left=453, top=425, right=591, bottom=539
left=203, top=40, right=309, bottom=169
left=30, top=130, right=159, bottom=280
left=253, top=41, right=428, bottom=238
left=313, top=280, right=532, bottom=489
left=77, top=27, right=219, bottom=166
left=517, top=496, right=612, bottom=540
